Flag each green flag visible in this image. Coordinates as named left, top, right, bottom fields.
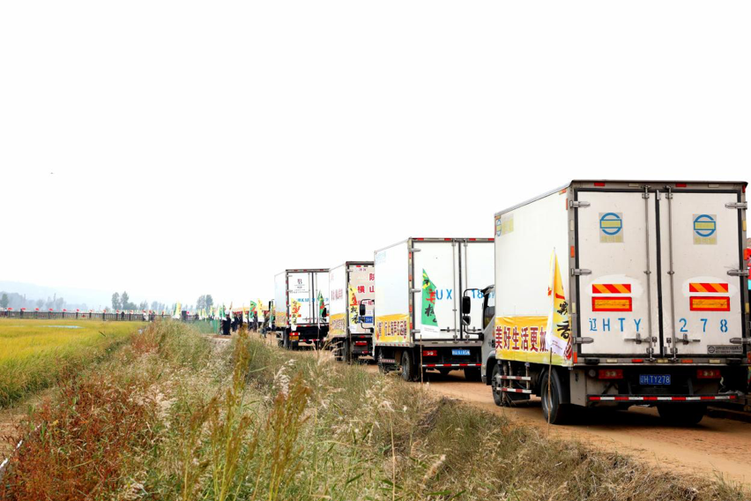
left=318, top=291, right=325, bottom=317
left=421, top=269, right=438, bottom=329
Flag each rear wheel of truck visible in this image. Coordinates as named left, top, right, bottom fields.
left=401, top=350, right=417, bottom=382
left=540, top=369, right=569, bottom=424
left=464, top=367, right=481, bottom=382
left=657, top=404, right=706, bottom=425
left=491, top=364, right=503, bottom=407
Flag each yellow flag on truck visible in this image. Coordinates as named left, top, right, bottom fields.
left=545, top=250, right=572, bottom=361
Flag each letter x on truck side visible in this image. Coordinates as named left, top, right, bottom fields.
left=374, top=237, right=494, bottom=381
left=481, top=180, right=750, bottom=424
left=328, top=261, right=375, bottom=362
left=273, top=269, right=330, bottom=349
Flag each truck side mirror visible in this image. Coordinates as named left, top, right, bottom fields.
left=359, top=303, right=366, bottom=316
left=462, top=314, right=471, bottom=326
left=462, top=296, right=471, bottom=314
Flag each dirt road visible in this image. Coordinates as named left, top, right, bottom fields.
left=362, top=366, right=751, bottom=487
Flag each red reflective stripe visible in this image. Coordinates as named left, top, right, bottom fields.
left=590, top=396, right=601, bottom=401
left=673, top=397, right=686, bottom=401
left=700, top=396, right=714, bottom=400
left=643, top=396, right=658, bottom=401
left=614, top=397, right=629, bottom=401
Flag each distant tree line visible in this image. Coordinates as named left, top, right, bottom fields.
left=196, top=294, right=214, bottom=311
left=111, top=291, right=167, bottom=312
left=0, top=291, right=87, bottom=311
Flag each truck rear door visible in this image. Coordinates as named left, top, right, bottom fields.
left=348, top=265, right=375, bottom=333
left=659, top=190, right=746, bottom=356
left=288, top=272, right=313, bottom=325
left=313, top=271, right=330, bottom=325
left=412, top=240, right=458, bottom=340
left=461, top=240, right=494, bottom=339
left=575, top=190, right=661, bottom=356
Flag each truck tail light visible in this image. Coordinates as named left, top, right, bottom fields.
left=423, top=350, right=437, bottom=357
left=354, top=341, right=368, bottom=346
left=598, top=369, right=623, bottom=380
left=697, top=369, right=721, bottom=379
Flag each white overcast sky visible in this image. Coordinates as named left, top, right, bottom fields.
left=1, top=1, right=750, bottom=307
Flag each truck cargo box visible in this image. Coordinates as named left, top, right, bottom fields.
left=374, top=237, right=494, bottom=381
left=273, top=269, right=330, bottom=349
left=487, top=180, right=750, bottom=423
left=328, top=261, right=375, bottom=362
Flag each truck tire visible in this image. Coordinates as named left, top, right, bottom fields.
left=401, top=350, right=417, bottom=382
left=540, top=369, right=569, bottom=424
left=491, top=364, right=503, bottom=407
left=657, top=404, right=706, bottom=425
left=464, top=367, right=482, bottom=382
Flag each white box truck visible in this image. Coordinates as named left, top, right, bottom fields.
left=481, top=180, right=750, bottom=424
left=273, top=269, right=330, bottom=349
left=374, top=237, right=494, bottom=381
left=328, top=261, right=375, bottom=362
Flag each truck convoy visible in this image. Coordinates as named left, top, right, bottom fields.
left=273, top=269, right=330, bottom=349
left=480, top=180, right=750, bottom=424
left=267, top=180, right=749, bottom=424
left=373, top=238, right=494, bottom=381
left=328, top=261, right=375, bottom=362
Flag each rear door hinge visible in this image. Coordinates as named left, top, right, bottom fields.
left=571, top=268, right=592, bottom=276
left=569, top=200, right=590, bottom=209
left=726, top=202, right=748, bottom=210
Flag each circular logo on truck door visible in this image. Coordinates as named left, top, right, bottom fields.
left=599, top=213, right=623, bottom=236
left=693, top=214, right=716, bottom=237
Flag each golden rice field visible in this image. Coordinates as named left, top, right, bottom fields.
left=0, top=318, right=144, bottom=408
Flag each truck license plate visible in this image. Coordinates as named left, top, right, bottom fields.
left=452, top=349, right=470, bottom=356
left=639, top=374, right=671, bottom=385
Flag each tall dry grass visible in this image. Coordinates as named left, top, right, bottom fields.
left=1, top=321, right=747, bottom=500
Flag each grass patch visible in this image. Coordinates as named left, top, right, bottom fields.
left=1, top=324, right=747, bottom=500
left=0, top=318, right=145, bottom=408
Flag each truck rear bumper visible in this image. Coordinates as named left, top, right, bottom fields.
left=422, top=362, right=482, bottom=368
left=588, top=393, right=740, bottom=403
